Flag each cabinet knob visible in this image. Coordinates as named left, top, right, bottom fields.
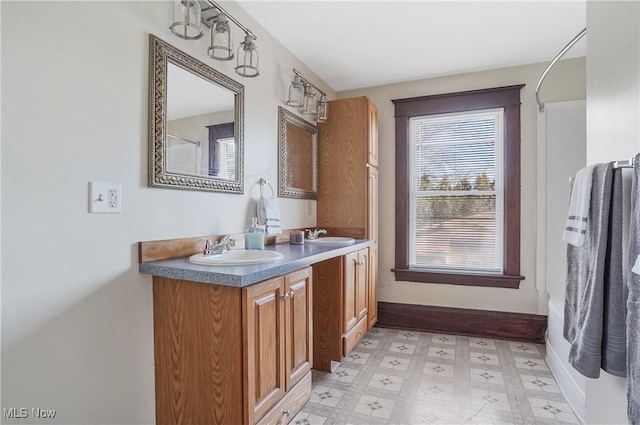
left=280, top=292, right=290, bottom=300
left=289, top=289, right=295, bottom=299
left=283, top=408, right=291, bottom=417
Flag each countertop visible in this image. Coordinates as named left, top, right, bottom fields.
left=139, top=239, right=373, bottom=287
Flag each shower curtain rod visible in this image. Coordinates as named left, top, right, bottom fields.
left=167, top=134, right=201, bottom=147
left=536, top=27, right=587, bottom=113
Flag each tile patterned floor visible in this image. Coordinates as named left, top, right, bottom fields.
left=293, top=327, right=579, bottom=425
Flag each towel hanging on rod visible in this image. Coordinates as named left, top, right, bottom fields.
left=536, top=27, right=587, bottom=113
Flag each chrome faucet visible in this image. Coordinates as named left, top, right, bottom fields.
left=200, top=235, right=236, bottom=256
left=305, top=228, right=327, bottom=240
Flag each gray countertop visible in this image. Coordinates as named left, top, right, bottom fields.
left=139, top=239, right=374, bottom=287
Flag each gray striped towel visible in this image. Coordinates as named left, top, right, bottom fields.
left=563, top=164, right=597, bottom=246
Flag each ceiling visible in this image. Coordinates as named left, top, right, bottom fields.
left=237, top=1, right=587, bottom=92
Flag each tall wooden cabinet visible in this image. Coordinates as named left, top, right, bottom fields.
left=153, top=267, right=312, bottom=425
left=317, top=96, right=379, bottom=330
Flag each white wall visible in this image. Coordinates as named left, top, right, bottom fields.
left=584, top=1, right=640, bottom=423
left=0, top=2, right=334, bottom=423
left=340, top=58, right=586, bottom=315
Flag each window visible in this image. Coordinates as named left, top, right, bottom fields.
left=216, top=136, right=236, bottom=180
left=393, top=85, right=524, bottom=288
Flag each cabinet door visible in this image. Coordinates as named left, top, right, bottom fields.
left=343, top=252, right=358, bottom=333
left=243, top=277, right=286, bottom=425
left=344, top=250, right=368, bottom=334
left=355, top=250, right=368, bottom=322
left=284, top=268, right=313, bottom=390
left=367, top=245, right=378, bottom=329
left=368, top=101, right=378, bottom=167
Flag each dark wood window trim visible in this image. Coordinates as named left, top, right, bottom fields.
left=392, top=85, right=525, bottom=289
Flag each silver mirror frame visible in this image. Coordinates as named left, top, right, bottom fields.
left=278, top=107, right=318, bottom=200
left=149, top=34, right=244, bottom=193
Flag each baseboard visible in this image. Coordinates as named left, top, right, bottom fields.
left=546, top=340, right=586, bottom=424
left=377, top=302, right=547, bottom=343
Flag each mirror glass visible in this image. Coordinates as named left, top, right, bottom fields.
left=149, top=35, right=244, bottom=193
left=278, top=107, right=317, bottom=199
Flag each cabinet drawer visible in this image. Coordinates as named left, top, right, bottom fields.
left=342, top=316, right=368, bottom=357
left=256, top=372, right=311, bottom=425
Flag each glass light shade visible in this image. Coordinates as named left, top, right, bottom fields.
left=170, top=0, right=203, bottom=40
left=286, top=76, right=304, bottom=107
left=316, top=95, right=328, bottom=122
left=301, top=86, right=317, bottom=115
left=235, top=34, right=259, bottom=78
left=208, top=14, right=234, bottom=61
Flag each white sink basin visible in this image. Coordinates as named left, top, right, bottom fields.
left=189, top=250, right=284, bottom=266
left=305, top=237, right=356, bottom=246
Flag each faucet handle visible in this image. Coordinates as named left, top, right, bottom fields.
left=199, top=238, right=215, bottom=255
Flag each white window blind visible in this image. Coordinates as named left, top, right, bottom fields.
left=409, top=109, right=504, bottom=273
left=216, top=137, right=236, bottom=180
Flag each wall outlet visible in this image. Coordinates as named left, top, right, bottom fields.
left=89, top=182, right=122, bottom=213
left=307, top=200, right=313, bottom=216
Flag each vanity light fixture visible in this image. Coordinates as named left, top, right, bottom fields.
left=286, top=75, right=304, bottom=107
left=208, top=13, right=233, bottom=61
left=285, top=69, right=328, bottom=122
left=235, top=34, right=259, bottom=78
left=170, top=0, right=259, bottom=77
left=301, top=86, right=317, bottom=115
left=170, top=0, right=203, bottom=40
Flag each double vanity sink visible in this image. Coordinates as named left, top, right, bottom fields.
left=140, top=236, right=366, bottom=287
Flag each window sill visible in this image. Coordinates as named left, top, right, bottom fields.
left=392, top=268, right=524, bottom=289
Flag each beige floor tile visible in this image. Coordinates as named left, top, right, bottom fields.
left=470, top=351, right=501, bottom=367
left=387, top=342, right=417, bottom=355
left=353, top=395, right=395, bottom=420
left=427, top=346, right=456, bottom=361
left=368, top=373, right=404, bottom=392
left=379, top=356, right=410, bottom=371
left=519, top=374, right=561, bottom=393
left=423, top=361, right=455, bottom=378
left=470, top=368, right=506, bottom=386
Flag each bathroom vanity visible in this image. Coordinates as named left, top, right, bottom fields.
left=139, top=238, right=374, bottom=425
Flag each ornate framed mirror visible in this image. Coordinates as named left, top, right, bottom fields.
left=278, top=107, right=317, bottom=199
left=149, top=34, right=244, bottom=193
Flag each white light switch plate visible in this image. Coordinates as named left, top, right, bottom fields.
left=89, top=182, right=121, bottom=213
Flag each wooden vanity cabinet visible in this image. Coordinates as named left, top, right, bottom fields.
left=318, top=96, right=378, bottom=331
left=153, top=267, right=312, bottom=425
left=313, top=248, right=369, bottom=371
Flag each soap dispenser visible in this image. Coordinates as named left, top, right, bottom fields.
left=245, top=217, right=265, bottom=250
